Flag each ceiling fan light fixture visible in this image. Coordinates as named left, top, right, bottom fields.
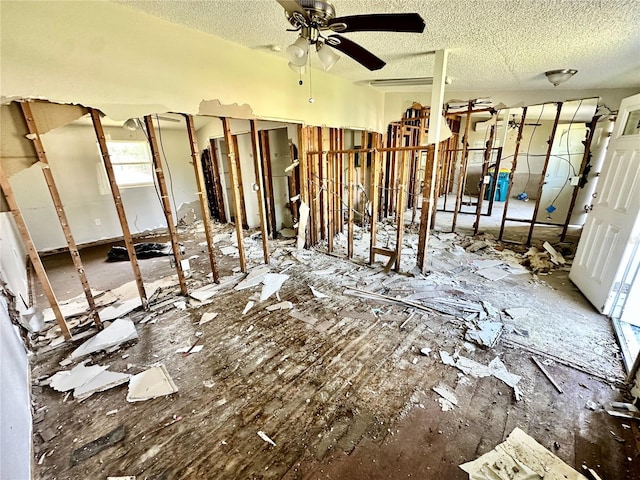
left=545, top=69, right=577, bottom=86
left=286, top=36, right=309, bottom=64
left=316, top=43, right=340, bottom=71
left=288, top=62, right=306, bottom=75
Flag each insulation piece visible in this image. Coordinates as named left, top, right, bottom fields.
left=126, top=364, right=178, bottom=402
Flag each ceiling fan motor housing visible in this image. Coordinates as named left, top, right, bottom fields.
left=290, top=0, right=337, bottom=28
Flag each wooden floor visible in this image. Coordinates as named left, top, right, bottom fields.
left=30, top=225, right=639, bottom=480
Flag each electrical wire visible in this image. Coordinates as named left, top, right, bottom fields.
left=523, top=104, right=545, bottom=194
left=155, top=114, right=179, bottom=217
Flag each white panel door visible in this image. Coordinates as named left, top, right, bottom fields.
left=570, top=93, right=640, bottom=314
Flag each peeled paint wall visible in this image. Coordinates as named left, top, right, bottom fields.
left=0, top=1, right=384, bottom=131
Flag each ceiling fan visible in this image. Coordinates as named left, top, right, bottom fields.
left=508, top=114, right=542, bottom=130
left=277, top=0, right=425, bottom=72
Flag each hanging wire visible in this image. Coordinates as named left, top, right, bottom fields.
left=523, top=104, right=546, bottom=194
left=155, top=114, right=179, bottom=216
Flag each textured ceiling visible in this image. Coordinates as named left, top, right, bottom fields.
left=115, top=0, right=640, bottom=92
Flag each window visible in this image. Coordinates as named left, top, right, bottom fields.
left=105, top=140, right=154, bottom=188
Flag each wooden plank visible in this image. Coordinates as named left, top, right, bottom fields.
left=527, top=103, right=562, bottom=245
left=185, top=114, right=220, bottom=282
left=561, top=116, right=598, bottom=241
left=394, top=150, right=410, bottom=272
left=143, top=115, right=189, bottom=294
left=369, top=135, right=382, bottom=265
left=91, top=109, right=148, bottom=305
left=452, top=103, right=473, bottom=232
left=499, top=107, right=528, bottom=241
left=249, top=120, right=269, bottom=264
left=347, top=152, right=355, bottom=258
left=231, top=135, right=249, bottom=229
left=208, top=139, right=227, bottom=223
left=0, top=161, right=71, bottom=340
left=416, top=145, right=436, bottom=271
left=258, top=131, right=277, bottom=238
left=20, top=101, right=102, bottom=328
left=221, top=117, right=247, bottom=272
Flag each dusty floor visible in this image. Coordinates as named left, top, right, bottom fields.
left=28, top=218, right=640, bottom=480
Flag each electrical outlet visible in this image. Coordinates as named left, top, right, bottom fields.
left=95, top=218, right=101, bottom=225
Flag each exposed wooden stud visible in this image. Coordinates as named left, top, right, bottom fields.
left=527, top=102, right=563, bottom=245
left=0, top=161, right=71, bottom=340
left=249, top=120, right=270, bottom=264
left=452, top=103, right=473, bottom=232
left=143, top=115, right=189, bottom=294
left=561, top=115, right=598, bottom=241
left=221, top=117, right=247, bottom=271
left=20, top=101, right=102, bottom=328
left=258, top=131, right=277, bottom=238
left=499, top=107, right=528, bottom=241
left=327, top=152, right=335, bottom=253
left=297, top=124, right=310, bottom=247
left=231, top=135, right=249, bottom=229
left=347, top=151, right=355, bottom=258
left=417, top=145, right=436, bottom=271
left=184, top=114, right=219, bottom=282
left=91, top=109, right=148, bottom=305
left=207, top=139, right=227, bottom=223
left=369, top=136, right=382, bottom=265
left=473, top=115, right=498, bottom=234
left=320, top=128, right=329, bottom=241
left=287, top=140, right=299, bottom=222
left=394, top=150, right=410, bottom=272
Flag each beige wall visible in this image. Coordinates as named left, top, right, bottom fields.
left=0, top=1, right=385, bottom=131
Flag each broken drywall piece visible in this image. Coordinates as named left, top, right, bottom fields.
left=289, top=310, right=318, bottom=325
left=126, top=364, right=178, bottom=402
left=603, top=401, right=640, bottom=420
left=173, top=301, right=187, bottom=311
left=242, top=301, right=255, bottom=315
left=49, top=361, right=109, bottom=392
left=266, top=301, right=293, bottom=312
left=310, top=286, right=329, bottom=299
left=284, top=160, right=299, bottom=173
left=439, top=350, right=457, bottom=367
left=71, top=318, right=138, bottom=359
left=543, top=241, right=566, bottom=265
left=176, top=345, right=204, bottom=354
left=235, top=265, right=270, bottom=291
left=71, top=424, right=126, bottom=466
left=260, top=273, right=289, bottom=302
left=257, top=430, right=276, bottom=447
left=297, top=201, right=310, bottom=250
left=190, top=284, right=219, bottom=302
left=475, top=266, right=510, bottom=281
left=433, top=385, right=458, bottom=406
left=505, top=307, right=528, bottom=319
left=74, top=370, right=131, bottom=401
left=460, top=427, right=587, bottom=480
left=100, top=297, right=143, bottom=322
left=199, top=312, right=218, bottom=326
left=471, top=259, right=503, bottom=270
left=220, top=245, right=239, bottom=257
left=465, top=321, right=504, bottom=348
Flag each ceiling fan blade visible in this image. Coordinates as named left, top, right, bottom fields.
left=327, top=13, right=425, bottom=33
left=326, top=35, right=385, bottom=71
left=276, top=0, right=309, bottom=22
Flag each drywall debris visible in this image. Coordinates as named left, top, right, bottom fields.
left=126, top=364, right=178, bottom=402
left=420, top=347, right=432, bottom=356
left=433, top=384, right=458, bottom=406
left=524, top=247, right=555, bottom=273
left=257, top=431, right=276, bottom=447
left=71, top=318, right=138, bottom=359
left=310, top=286, right=329, bottom=299
left=266, top=301, right=293, bottom=311
left=74, top=370, right=131, bottom=401
left=100, top=297, right=144, bottom=322
left=235, top=265, right=270, bottom=290
left=603, top=401, right=640, bottom=420
left=475, top=266, right=510, bottom=281
left=543, top=241, right=566, bottom=265
left=311, top=268, right=335, bottom=275
left=465, top=321, right=504, bottom=348
left=106, top=409, right=118, bottom=416
left=460, top=427, right=588, bottom=479
left=297, top=202, right=310, bottom=250
left=581, top=465, right=604, bottom=480
left=107, top=477, right=136, bottom=480
left=279, top=228, right=297, bottom=238
left=585, top=400, right=598, bottom=411
left=439, top=350, right=457, bottom=367
left=173, top=301, right=187, bottom=311
left=260, top=273, right=289, bottom=301
left=71, top=424, right=125, bottom=466
left=221, top=245, right=239, bottom=257
left=289, top=310, right=318, bottom=325
left=242, top=301, right=255, bottom=315
left=50, top=361, right=108, bottom=392
left=176, top=345, right=203, bottom=354
left=199, top=312, right=218, bottom=326
left=190, top=284, right=219, bottom=302
left=532, top=356, right=564, bottom=393
left=505, top=307, right=529, bottom=319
